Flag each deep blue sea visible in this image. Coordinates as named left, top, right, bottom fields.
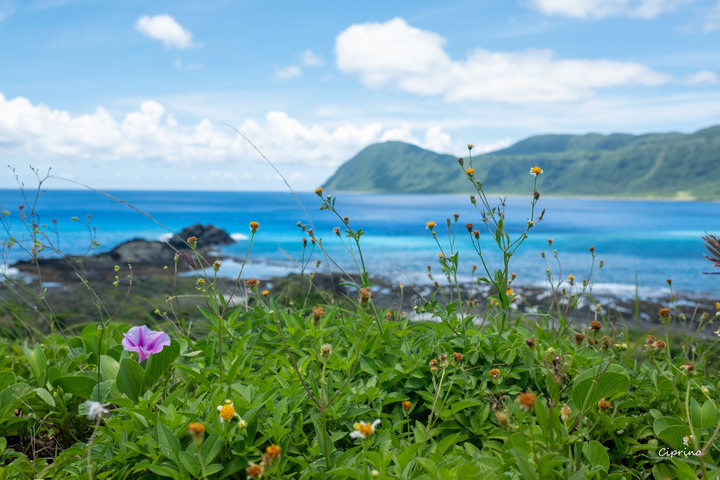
left=0, top=189, right=718, bottom=298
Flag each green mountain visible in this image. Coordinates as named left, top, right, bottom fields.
left=322, top=126, right=720, bottom=199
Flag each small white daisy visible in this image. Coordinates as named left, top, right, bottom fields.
left=349, top=419, right=381, bottom=439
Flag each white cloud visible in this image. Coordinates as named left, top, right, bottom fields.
left=135, top=14, right=194, bottom=49
left=336, top=18, right=675, bottom=103
left=302, top=50, right=324, bottom=66
left=274, top=65, right=302, bottom=80
left=528, top=0, right=688, bottom=19
left=0, top=93, right=473, bottom=190
left=682, top=70, right=719, bottom=84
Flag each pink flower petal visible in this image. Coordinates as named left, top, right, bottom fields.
left=122, top=325, right=170, bottom=362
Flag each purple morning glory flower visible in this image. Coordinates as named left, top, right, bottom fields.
left=122, top=325, right=171, bottom=362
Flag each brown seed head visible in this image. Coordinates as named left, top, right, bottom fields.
left=525, top=338, right=536, bottom=349
left=320, top=343, right=332, bottom=358
left=312, top=306, right=324, bottom=323
left=489, top=368, right=500, bottom=378
left=186, top=236, right=197, bottom=248
left=246, top=278, right=260, bottom=288
left=655, top=340, right=666, bottom=350
left=495, top=410, right=510, bottom=427
left=452, top=352, right=463, bottom=363
left=574, top=332, right=586, bottom=345
left=597, top=399, right=612, bottom=411
left=465, top=222, right=473, bottom=232
left=246, top=463, right=263, bottom=479
left=658, top=307, right=671, bottom=318
left=517, top=392, right=536, bottom=411
left=589, top=320, right=602, bottom=332
left=457, top=157, right=464, bottom=165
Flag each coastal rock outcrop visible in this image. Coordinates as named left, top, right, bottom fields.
left=12, top=224, right=235, bottom=282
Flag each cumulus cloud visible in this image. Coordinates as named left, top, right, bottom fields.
left=0, top=93, right=467, bottom=189
left=135, top=14, right=194, bottom=49
left=336, top=18, right=677, bottom=103
left=528, top=0, right=688, bottom=19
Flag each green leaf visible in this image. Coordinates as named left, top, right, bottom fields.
left=0, top=372, right=14, bottom=391
left=99, top=355, right=120, bottom=382
left=396, top=443, right=424, bottom=472
left=116, top=358, right=144, bottom=402
left=701, top=400, right=719, bottom=430
left=653, top=416, right=687, bottom=450
left=415, top=457, right=437, bottom=475
left=23, top=344, right=47, bottom=385
left=147, top=463, right=179, bottom=477
left=156, top=421, right=181, bottom=463
left=571, top=363, right=631, bottom=411
left=201, top=433, right=223, bottom=466
left=450, top=399, right=483, bottom=414
left=51, top=375, right=96, bottom=399
left=178, top=451, right=200, bottom=477
left=142, top=341, right=180, bottom=391
left=326, top=468, right=360, bottom=479
left=582, top=441, right=610, bottom=473
left=33, top=388, right=55, bottom=407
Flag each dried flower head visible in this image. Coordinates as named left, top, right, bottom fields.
left=655, top=340, right=666, bottom=350
left=186, top=236, right=197, bottom=248
left=465, top=222, right=473, bottom=232
left=402, top=401, right=412, bottom=410
left=574, top=332, right=586, bottom=345
left=525, top=338, right=536, bottom=349
left=312, top=306, right=324, bottom=324
left=597, top=399, right=612, bottom=411
left=188, top=422, right=205, bottom=442
left=457, top=157, right=464, bottom=165
left=84, top=400, right=110, bottom=421
left=246, top=278, right=260, bottom=288
left=265, top=444, right=281, bottom=459
left=452, top=352, right=463, bottom=363
left=359, top=287, right=371, bottom=305
left=213, top=260, right=222, bottom=272
left=495, top=410, right=510, bottom=427
left=658, top=307, right=671, bottom=318
left=321, top=343, right=332, bottom=358
left=560, top=404, right=571, bottom=421
left=517, top=392, right=536, bottom=411
left=589, top=320, right=602, bottom=332
left=246, top=463, right=263, bottom=479
left=680, top=361, right=695, bottom=373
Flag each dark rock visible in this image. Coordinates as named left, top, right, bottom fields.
left=12, top=224, right=235, bottom=282
left=169, top=224, right=235, bottom=249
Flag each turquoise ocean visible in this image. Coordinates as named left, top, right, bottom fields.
left=0, top=189, right=718, bottom=299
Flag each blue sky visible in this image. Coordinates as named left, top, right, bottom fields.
left=1, top=0, right=719, bottom=191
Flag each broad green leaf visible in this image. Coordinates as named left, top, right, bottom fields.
left=23, top=344, right=47, bottom=385
left=99, top=355, right=120, bottom=382
left=0, top=372, right=14, bottom=391
left=653, top=417, right=687, bottom=450
left=116, top=358, right=144, bottom=402
left=415, top=457, right=437, bottom=475
left=582, top=441, right=610, bottom=473
left=142, top=341, right=180, bottom=391
left=178, top=451, right=200, bottom=477
left=51, top=375, right=96, bottom=399
left=450, top=399, right=483, bottom=414
left=156, top=421, right=180, bottom=463
left=396, top=443, right=424, bottom=472
left=701, top=400, right=719, bottom=430
left=33, top=388, right=55, bottom=407
left=571, top=363, right=630, bottom=411
left=326, top=468, right=360, bottom=479
left=147, top=463, right=179, bottom=477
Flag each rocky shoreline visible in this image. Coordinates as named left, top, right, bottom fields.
left=9, top=224, right=718, bottom=337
